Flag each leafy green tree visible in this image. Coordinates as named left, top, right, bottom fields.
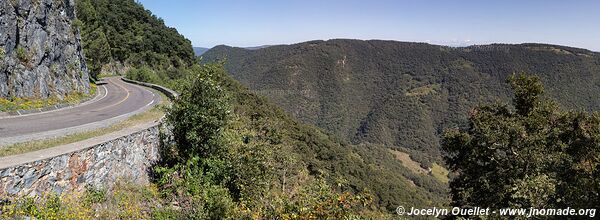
left=166, top=64, right=231, bottom=162
left=77, top=0, right=112, bottom=80
left=84, top=28, right=112, bottom=80
left=153, top=64, right=380, bottom=218
left=443, top=74, right=600, bottom=212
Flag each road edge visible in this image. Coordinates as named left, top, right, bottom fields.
left=0, top=85, right=104, bottom=119
left=0, top=79, right=177, bottom=169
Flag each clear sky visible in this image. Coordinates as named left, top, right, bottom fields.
left=138, top=0, right=600, bottom=51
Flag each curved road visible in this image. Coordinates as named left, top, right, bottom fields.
left=0, top=77, right=161, bottom=146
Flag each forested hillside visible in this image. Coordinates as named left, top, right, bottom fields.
left=76, top=0, right=195, bottom=79
left=202, top=40, right=600, bottom=166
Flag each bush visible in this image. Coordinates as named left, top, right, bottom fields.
left=126, top=67, right=162, bottom=84
left=165, top=64, right=231, bottom=161
left=16, top=47, right=29, bottom=63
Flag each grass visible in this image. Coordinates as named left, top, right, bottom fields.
left=16, top=47, right=29, bottom=63
left=0, top=83, right=97, bottom=112
left=430, top=163, right=450, bottom=183
left=389, top=149, right=451, bottom=184
left=405, top=84, right=440, bottom=97
left=0, top=88, right=169, bottom=157
left=97, top=72, right=121, bottom=79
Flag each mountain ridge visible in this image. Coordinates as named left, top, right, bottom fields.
left=208, top=40, right=599, bottom=55
left=193, top=47, right=209, bottom=56
left=202, top=39, right=600, bottom=165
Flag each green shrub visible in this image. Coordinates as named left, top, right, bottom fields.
left=83, top=185, right=107, bottom=205
left=126, top=67, right=162, bottom=85
left=16, top=47, right=29, bottom=63
left=71, top=19, right=83, bottom=31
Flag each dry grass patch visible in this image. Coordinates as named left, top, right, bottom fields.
left=388, top=149, right=428, bottom=174
left=0, top=180, right=164, bottom=219
left=431, top=163, right=450, bottom=183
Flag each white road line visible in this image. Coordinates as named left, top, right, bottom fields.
left=145, top=100, right=155, bottom=107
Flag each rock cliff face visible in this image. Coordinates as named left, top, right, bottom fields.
left=0, top=0, right=89, bottom=99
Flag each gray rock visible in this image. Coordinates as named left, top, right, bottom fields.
left=0, top=0, right=90, bottom=99
left=22, top=168, right=36, bottom=188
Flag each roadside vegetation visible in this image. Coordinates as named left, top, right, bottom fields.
left=1, top=181, right=162, bottom=219
left=0, top=84, right=97, bottom=112
left=76, top=0, right=195, bottom=80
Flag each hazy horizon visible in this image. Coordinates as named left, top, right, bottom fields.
left=138, top=0, right=600, bottom=52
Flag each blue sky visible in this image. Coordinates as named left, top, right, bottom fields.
left=138, top=0, right=600, bottom=51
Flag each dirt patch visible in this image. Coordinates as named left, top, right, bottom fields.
left=388, top=149, right=429, bottom=174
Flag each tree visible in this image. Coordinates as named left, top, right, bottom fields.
left=84, top=28, right=112, bottom=80
left=166, top=64, right=231, bottom=162
left=443, top=74, right=600, bottom=213
left=77, top=0, right=111, bottom=80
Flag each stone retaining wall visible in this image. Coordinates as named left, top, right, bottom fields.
left=0, top=123, right=161, bottom=196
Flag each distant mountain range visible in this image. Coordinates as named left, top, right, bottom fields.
left=242, top=45, right=274, bottom=50
left=193, top=47, right=210, bottom=56
left=202, top=39, right=600, bottom=165
left=194, top=45, right=274, bottom=56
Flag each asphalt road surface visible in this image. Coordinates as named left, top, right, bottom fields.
left=0, top=77, right=160, bottom=146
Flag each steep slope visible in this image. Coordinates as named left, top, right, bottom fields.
left=0, top=0, right=90, bottom=99
left=202, top=39, right=600, bottom=165
left=219, top=72, right=449, bottom=211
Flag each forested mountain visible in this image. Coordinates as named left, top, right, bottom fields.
left=202, top=40, right=600, bottom=165
left=76, top=0, right=195, bottom=79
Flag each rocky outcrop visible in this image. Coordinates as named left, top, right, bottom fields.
left=0, top=0, right=89, bottom=99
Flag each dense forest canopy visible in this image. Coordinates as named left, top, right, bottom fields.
left=202, top=40, right=600, bottom=166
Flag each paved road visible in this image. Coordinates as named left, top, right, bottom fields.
left=0, top=77, right=160, bottom=146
